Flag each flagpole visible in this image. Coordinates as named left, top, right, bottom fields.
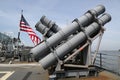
left=16, top=10, right=23, bottom=60
left=18, top=10, right=24, bottom=40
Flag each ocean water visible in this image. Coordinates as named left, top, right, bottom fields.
left=93, top=51, right=120, bottom=75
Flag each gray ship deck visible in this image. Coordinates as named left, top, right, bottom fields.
left=0, top=63, right=48, bottom=80
left=0, top=63, right=120, bottom=80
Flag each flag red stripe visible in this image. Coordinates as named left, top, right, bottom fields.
left=19, top=14, right=41, bottom=45
left=20, top=27, right=34, bottom=32
left=20, top=29, right=33, bottom=32
left=20, top=25, right=32, bottom=29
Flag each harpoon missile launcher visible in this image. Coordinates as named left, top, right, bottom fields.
left=30, top=5, right=111, bottom=79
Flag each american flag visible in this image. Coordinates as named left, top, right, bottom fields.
left=20, top=14, right=41, bottom=45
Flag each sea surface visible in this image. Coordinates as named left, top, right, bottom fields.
left=93, top=51, right=120, bottom=75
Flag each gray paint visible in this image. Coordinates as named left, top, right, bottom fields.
left=35, top=21, right=55, bottom=37
left=40, top=15, right=61, bottom=33
left=35, top=16, right=61, bottom=38
left=39, top=13, right=111, bottom=69
left=30, top=5, right=105, bottom=61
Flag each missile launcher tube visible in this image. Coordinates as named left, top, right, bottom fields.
left=35, top=21, right=55, bottom=38
left=35, top=16, right=61, bottom=38
left=40, top=15, right=61, bottom=33
left=39, top=13, right=111, bottom=69
left=30, top=5, right=105, bottom=61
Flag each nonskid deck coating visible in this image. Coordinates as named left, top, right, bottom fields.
left=0, top=63, right=120, bottom=80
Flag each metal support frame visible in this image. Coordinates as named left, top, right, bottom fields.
left=49, top=27, right=105, bottom=79
left=63, top=28, right=104, bottom=66
left=53, top=48, right=63, bottom=71
left=45, top=7, right=110, bottom=79
left=92, top=29, right=104, bottom=65
left=43, top=35, right=63, bottom=71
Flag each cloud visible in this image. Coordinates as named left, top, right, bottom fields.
left=0, top=10, right=7, bottom=17
left=0, top=0, right=119, bottom=50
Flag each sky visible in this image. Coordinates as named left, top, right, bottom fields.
left=0, top=0, right=120, bottom=50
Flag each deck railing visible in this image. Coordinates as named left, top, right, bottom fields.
left=92, top=52, right=120, bottom=75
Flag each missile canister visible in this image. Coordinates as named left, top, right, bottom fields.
left=39, top=13, right=111, bottom=69
left=30, top=5, right=105, bottom=61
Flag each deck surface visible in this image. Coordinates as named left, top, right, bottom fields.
left=59, top=71, right=120, bottom=80
left=0, top=63, right=120, bottom=80
left=0, top=63, right=48, bottom=80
